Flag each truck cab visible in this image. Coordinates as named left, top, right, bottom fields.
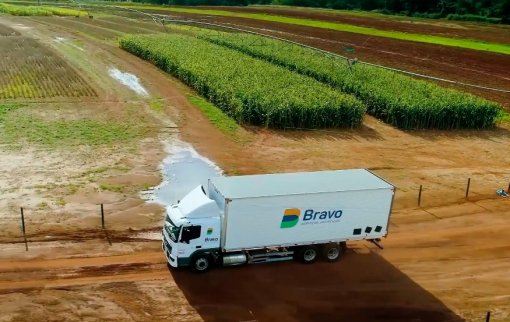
left=162, top=186, right=221, bottom=270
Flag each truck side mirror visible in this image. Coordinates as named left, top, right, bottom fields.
left=180, top=227, right=191, bottom=244
left=180, top=226, right=200, bottom=244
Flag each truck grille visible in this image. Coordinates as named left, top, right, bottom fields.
left=164, top=238, right=172, bottom=254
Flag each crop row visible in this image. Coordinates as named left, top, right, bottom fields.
left=120, top=34, right=365, bottom=128
left=199, top=31, right=502, bottom=129
left=0, top=38, right=96, bottom=99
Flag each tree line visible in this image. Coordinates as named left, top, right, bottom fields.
left=128, top=0, right=510, bottom=23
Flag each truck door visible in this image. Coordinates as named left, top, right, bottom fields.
left=179, top=225, right=203, bottom=258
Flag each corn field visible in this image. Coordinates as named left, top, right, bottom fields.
left=120, top=34, right=365, bottom=129
left=198, top=31, right=502, bottom=130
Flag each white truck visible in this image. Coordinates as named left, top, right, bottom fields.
left=162, top=169, right=395, bottom=272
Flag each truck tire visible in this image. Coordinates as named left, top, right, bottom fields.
left=321, top=243, right=342, bottom=262
left=191, top=254, right=211, bottom=273
left=299, top=246, right=318, bottom=264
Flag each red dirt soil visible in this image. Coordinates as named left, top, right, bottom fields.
left=202, top=5, right=510, bottom=45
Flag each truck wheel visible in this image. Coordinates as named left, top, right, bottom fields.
left=191, top=255, right=211, bottom=273
left=299, top=246, right=318, bottom=264
left=321, top=244, right=342, bottom=262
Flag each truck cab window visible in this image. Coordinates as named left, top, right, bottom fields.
left=180, top=225, right=201, bottom=244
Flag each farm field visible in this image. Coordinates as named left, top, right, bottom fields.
left=120, top=33, right=365, bottom=128
left=195, top=29, right=501, bottom=129
left=0, top=24, right=96, bottom=99
left=193, top=5, right=510, bottom=45
left=117, top=4, right=510, bottom=55
left=0, top=2, right=85, bottom=17
left=0, top=9, right=509, bottom=322
left=118, top=5, right=510, bottom=109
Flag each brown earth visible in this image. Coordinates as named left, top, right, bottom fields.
left=0, top=13, right=509, bottom=322
left=202, top=5, right=510, bottom=45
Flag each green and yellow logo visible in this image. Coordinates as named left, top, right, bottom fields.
left=280, top=208, right=300, bottom=229
left=207, top=227, right=213, bottom=235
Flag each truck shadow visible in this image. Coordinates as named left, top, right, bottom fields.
left=169, top=249, right=465, bottom=322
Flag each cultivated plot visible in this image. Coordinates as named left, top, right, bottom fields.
left=0, top=24, right=96, bottom=99
left=0, top=24, right=20, bottom=36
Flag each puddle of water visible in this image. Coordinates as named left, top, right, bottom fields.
left=108, top=67, right=148, bottom=96
left=145, top=141, right=222, bottom=206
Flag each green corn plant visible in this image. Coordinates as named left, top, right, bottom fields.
left=120, top=34, right=366, bottom=129
left=199, top=31, right=502, bottom=130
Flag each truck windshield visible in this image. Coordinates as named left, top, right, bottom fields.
left=165, top=217, right=181, bottom=242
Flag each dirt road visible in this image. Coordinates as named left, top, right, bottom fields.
left=0, top=13, right=509, bottom=322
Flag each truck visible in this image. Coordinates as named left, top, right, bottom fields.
left=162, top=169, right=395, bottom=272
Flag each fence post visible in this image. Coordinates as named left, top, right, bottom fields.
left=465, top=178, right=471, bottom=199
left=21, top=207, right=28, bottom=251
left=418, top=185, right=422, bottom=207
left=101, top=204, right=105, bottom=229
left=486, top=311, right=491, bottom=322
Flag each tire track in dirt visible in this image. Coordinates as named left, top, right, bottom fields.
left=0, top=252, right=170, bottom=294
left=0, top=270, right=171, bottom=294
left=0, top=228, right=161, bottom=245
left=0, top=252, right=164, bottom=271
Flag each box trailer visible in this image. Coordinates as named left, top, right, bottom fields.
left=162, top=169, right=395, bottom=272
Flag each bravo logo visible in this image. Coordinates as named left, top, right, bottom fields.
left=280, top=208, right=300, bottom=228
left=280, top=208, right=343, bottom=228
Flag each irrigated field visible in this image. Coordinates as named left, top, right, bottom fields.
left=195, top=5, right=510, bottom=45
left=0, top=9, right=509, bottom=322
left=0, top=24, right=96, bottom=99
left=117, top=4, right=510, bottom=55
left=129, top=6, right=510, bottom=109
left=121, top=33, right=365, bottom=128
left=196, top=30, right=502, bottom=129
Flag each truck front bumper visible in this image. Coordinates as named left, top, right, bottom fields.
left=162, top=231, right=178, bottom=268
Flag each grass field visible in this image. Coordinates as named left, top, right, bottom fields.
left=119, top=4, right=510, bottom=55
left=0, top=31, right=96, bottom=99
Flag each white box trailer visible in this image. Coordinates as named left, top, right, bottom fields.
left=162, top=169, right=394, bottom=272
